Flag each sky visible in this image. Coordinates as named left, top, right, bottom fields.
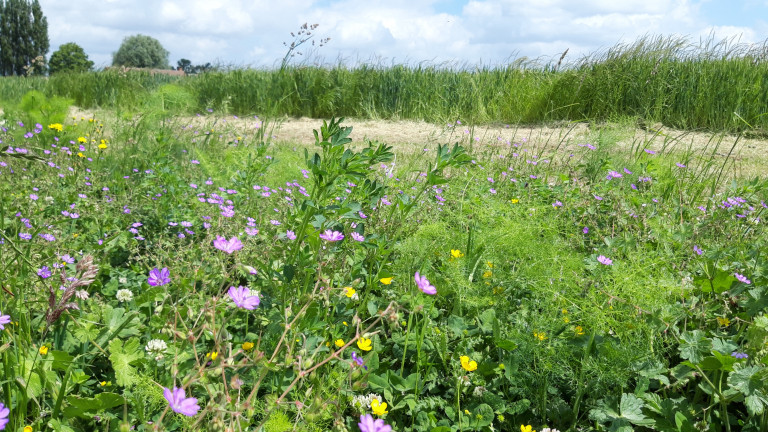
left=39, top=0, right=768, bottom=69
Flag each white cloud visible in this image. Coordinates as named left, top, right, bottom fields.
left=38, top=0, right=767, bottom=68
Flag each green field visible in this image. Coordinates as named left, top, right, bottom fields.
left=1, top=37, right=768, bottom=431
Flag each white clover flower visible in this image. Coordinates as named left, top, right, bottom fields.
left=116, top=289, right=133, bottom=302
left=145, top=339, right=168, bottom=360
left=352, top=393, right=382, bottom=414
left=118, top=277, right=128, bottom=284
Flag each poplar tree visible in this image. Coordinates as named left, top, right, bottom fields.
left=0, top=0, right=49, bottom=76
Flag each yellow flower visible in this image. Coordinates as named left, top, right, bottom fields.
left=24, top=426, right=33, bottom=432
left=511, top=198, right=519, bottom=204
left=371, top=399, right=388, bottom=416
left=451, top=249, right=464, bottom=258
left=77, top=136, right=87, bottom=143
left=48, top=123, right=63, bottom=132
left=460, top=355, right=478, bottom=372
left=486, top=262, right=494, bottom=268
left=574, top=326, right=585, bottom=336
left=357, top=337, right=372, bottom=351
left=464, top=409, right=470, bottom=415
left=345, top=287, right=356, bottom=298
left=98, top=140, right=107, bottom=149
left=77, top=152, right=85, bottom=158
left=206, top=351, right=218, bottom=360
left=73, top=233, right=79, bottom=238
left=100, top=381, right=107, bottom=386
left=717, top=317, right=731, bottom=327
left=482, top=270, right=493, bottom=278
left=39, top=346, right=48, bottom=355
left=533, top=331, right=547, bottom=341
left=521, top=425, right=535, bottom=432
left=561, top=308, right=568, bottom=314
left=242, top=342, right=254, bottom=351
left=335, top=339, right=345, bottom=348
left=379, top=277, right=393, bottom=285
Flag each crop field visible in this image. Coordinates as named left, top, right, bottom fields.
left=1, top=38, right=768, bottom=431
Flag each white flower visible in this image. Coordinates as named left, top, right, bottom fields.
left=352, top=393, right=382, bottom=414
left=118, top=277, right=128, bottom=284
left=145, top=339, right=168, bottom=359
left=116, top=289, right=133, bottom=302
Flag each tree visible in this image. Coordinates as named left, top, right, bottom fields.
left=112, top=34, right=169, bottom=69
left=0, top=0, right=49, bottom=76
left=176, top=58, right=214, bottom=74
left=49, top=42, right=93, bottom=74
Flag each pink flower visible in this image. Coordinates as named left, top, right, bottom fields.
left=213, top=236, right=243, bottom=254
left=350, top=232, right=365, bottom=242
left=0, top=312, right=10, bottom=330
left=734, top=272, right=751, bottom=284
left=228, top=286, right=260, bottom=309
left=358, top=414, right=391, bottom=432
left=597, top=255, right=613, bottom=265
left=319, top=230, right=344, bottom=242
left=414, top=272, right=437, bottom=295
left=163, top=386, right=200, bottom=416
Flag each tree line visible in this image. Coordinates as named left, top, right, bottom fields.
left=0, top=0, right=208, bottom=76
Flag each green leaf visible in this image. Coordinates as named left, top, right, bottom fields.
left=108, top=337, right=144, bottom=388
left=678, top=330, right=710, bottom=364
left=50, top=350, right=75, bottom=372
left=619, top=393, right=652, bottom=425
left=728, top=365, right=768, bottom=415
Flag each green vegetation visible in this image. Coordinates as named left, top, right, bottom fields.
left=0, top=0, right=49, bottom=76
left=1, top=88, right=767, bottom=431
left=49, top=42, right=94, bottom=75
left=1, top=36, right=766, bottom=133
left=112, top=34, right=170, bottom=69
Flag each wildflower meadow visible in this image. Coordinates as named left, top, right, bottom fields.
left=1, top=82, right=767, bottom=432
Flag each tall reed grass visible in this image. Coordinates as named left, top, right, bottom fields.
left=1, top=35, right=766, bottom=132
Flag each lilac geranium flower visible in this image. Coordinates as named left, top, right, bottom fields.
left=148, top=267, right=171, bottom=286
left=37, top=266, right=52, bottom=279
left=597, top=255, right=613, bottom=266
left=414, top=272, right=437, bottom=295
left=0, top=312, right=10, bottom=330
left=0, top=402, right=9, bottom=430
left=358, top=414, right=392, bottom=432
left=286, top=230, right=297, bottom=240
left=734, top=272, right=751, bottom=284
left=693, top=245, right=703, bottom=255
left=319, top=230, right=344, bottom=242
left=731, top=351, right=748, bottom=359
left=213, top=236, right=243, bottom=254
left=351, top=351, right=367, bottom=370
left=351, top=232, right=365, bottom=242
left=228, top=286, right=260, bottom=310
left=163, top=386, right=200, bottom=416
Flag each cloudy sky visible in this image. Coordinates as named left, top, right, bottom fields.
left=39, top=0, right=768, bottom=69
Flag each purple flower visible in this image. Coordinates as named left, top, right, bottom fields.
left=61, top=254, right=75, bottom=264
left=0, top=402, right=9, bottom=430
left=37, top=266, right=52, bottom=279
left=163, top=387, right=200, bottom=416
left=414, top=272, right=437, bottom=295
left=148, top=267, right=171, bottom=286
left=0, top=312, right=10, bottom=330
left=582, top=227, right=589, bottom=234
left=693, top=245, right=703, bottom=256
left=228, top=286, right=260, bottom=310
left=213, top=236, right=243, bottom=254
left=319, top=230, right=344, bottom=242
left=676, top=162, right=687, bottom=168
left=597, top=255, right=613, bottom=266
left=358, top=414, right=391, bottom=432
left=286, top=230, right=296, bottom=240
left=731, top=351, right=748, bottom=359
left=735, top=272, right=751, bottom=284
left=19, top=233, right=31, bottom=240
left=351, top=232, right=365, bottom=242
left=351, top=351, right=367, bottom=369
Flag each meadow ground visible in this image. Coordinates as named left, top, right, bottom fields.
left=1, top=105, right=768, bottom=432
